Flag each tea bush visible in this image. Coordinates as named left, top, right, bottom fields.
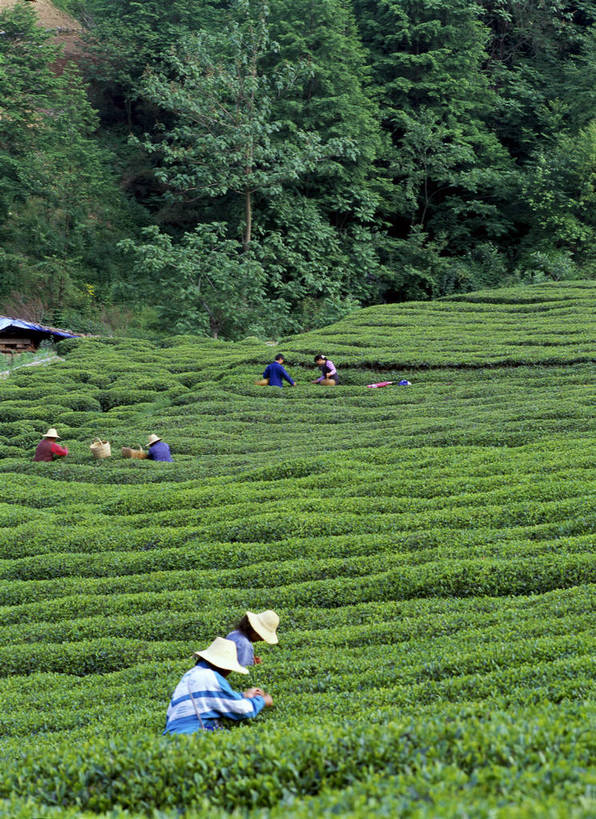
left=0, top=281, right=594, bottom=817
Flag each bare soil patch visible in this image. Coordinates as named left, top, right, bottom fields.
left=0, top=0, right=82, bottom=31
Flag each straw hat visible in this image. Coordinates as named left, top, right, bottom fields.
left=147, top=434, right=161, bottom=445
left=43, top=428, right=60, bottom=439
left=247, top=610, right=280, bottom=644
left=193, top=637, right=249, bottom=675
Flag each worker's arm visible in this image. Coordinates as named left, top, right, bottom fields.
left=50, top=442, right=68, bottom=458
left=216, top=676, right=266, bottom=721
left=281, top=366, right=295, bottom=386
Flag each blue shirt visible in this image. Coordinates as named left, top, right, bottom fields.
left=226, top=630, right=255, bottom=666
left=263, top=361, right=294, bottom=388
left=148, top=441, right=173, bottom=462
left=163, top=661, right=265, bottom=735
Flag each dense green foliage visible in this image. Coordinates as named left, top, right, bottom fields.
left=0, top=282, right=594, bottom=816
left=0, top=1, right=143, bottom=330
left=0, top=0, right=594, bottom=336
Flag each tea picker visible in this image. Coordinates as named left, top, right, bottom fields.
left=33, top=428, right=68, bottom=461
left=227, top=610, right=280, bottom=666
left=163, top=637, right=273, bottom=734
left=258, top=354, right=296, bottom=388
left=312, top=354, right=339, bottom=385
left=147, top=433, right=173, bottom=462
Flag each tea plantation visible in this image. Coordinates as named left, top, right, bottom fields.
left=0, top=281, right=594, bottom=818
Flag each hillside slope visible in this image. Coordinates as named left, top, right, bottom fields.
left=0, top=282, right=594, bottom=817
left=0, top=0, right=81, bottom=30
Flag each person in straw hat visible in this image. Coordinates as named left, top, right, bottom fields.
left=163, top=637, right=273, bottom=734
left=33, top=428, right=69, bottom=462
left=147, top=433, right=173, bottom=462
left=226, top=610, right=280, bottom=667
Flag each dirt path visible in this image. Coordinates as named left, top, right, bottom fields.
left=0, top=0, right=82, bottom=30
left=0, top=355, right=63, bottom=379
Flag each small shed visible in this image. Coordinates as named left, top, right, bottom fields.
left=0, top=317, right=80, bottom=355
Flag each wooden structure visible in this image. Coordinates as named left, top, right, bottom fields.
left=0, top=317, right=80, bottom=356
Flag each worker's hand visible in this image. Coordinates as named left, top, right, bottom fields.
left=243, top=687, right=264, bottom=698
left=263, top=693, right=273, bottom=707
left=254, top=656, right=262, bottom=664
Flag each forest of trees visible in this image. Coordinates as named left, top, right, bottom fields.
left=1, top=0, right=594, bottom=338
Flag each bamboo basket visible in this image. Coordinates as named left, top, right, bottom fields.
left=121, top=445, right=147, bottom=460
left=90, top=438, right=111, bottom=459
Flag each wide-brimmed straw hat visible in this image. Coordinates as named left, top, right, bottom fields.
left=193, top=637, right=249, bottom=674
left=43, top=428, right=60, bottom=439
left=147, top=434, right=161, bottom=445
left=247, top=610, right=280, bottom=644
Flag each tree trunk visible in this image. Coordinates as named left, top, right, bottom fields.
left=243, top=189, right=252, bottom=251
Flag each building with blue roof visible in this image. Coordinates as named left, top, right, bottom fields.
left=0, top=317, right=80, bottom=356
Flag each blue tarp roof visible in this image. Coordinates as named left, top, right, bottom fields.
left=0, top=317, right=80, bottom=339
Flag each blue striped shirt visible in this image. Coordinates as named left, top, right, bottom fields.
left=163, top=661, right=265, bottom=734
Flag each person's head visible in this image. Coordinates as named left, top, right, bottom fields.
left=147, top=434, right=161, bottom=446
left=193, top=637, right=248, bottom=678
left=314, top=354, right=326, bottom=365
left=43, top=427, right=60, bottom=440
left=235, top=614, right=262, bottom=642
left=236, top=610, right=280, bottom=645
left=274, top=354, right=285, bottom=363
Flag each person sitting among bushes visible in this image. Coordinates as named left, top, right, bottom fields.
left=261, top=354, right=295, bottom=388
left=312, top=354, right=339, bottom=385
left=147, top=433, right=173, bottom=462
left=226, top=609, right=280, bottom=666
left=33, top=428, right=68, bottom=462
left=163, top=637, right=273, bottom=734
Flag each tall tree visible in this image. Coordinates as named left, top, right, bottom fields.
left=80, top=0, right=204, bottom=128
left=0, top=1, right=140, bottom=323
left=138, top=0, right=335, bottom=250
left=261, top=0, right=389, bottom=314
left=520, top=120, right=596, bottom=277
left=479, top=0, right=596, bottom=277
left=481, top=0, right=596, bottom=154
left=119, top=223, right=287, bottom=338
left=353, top=0, right=516, bottom=296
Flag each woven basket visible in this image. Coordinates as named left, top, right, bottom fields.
left=255, top=378, right=269, bottom=386
left=121, top=445, right=147, bottom=460
left=90, top=438, right=111, bottom=459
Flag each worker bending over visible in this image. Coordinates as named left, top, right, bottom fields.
left=33, top=428, right=68, bottom=461
left=147, top=433, right=173, bottom=462
left=163, top=637, right=273, bottom=734
left=262, top=354, right=295, bottom=388
left=312, top=354, right=338, bottom=385
left=226, top=609, right=280, bottom=666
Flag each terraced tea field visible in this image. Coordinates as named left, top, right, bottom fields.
left=0, top=281, right=594, bottom=817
